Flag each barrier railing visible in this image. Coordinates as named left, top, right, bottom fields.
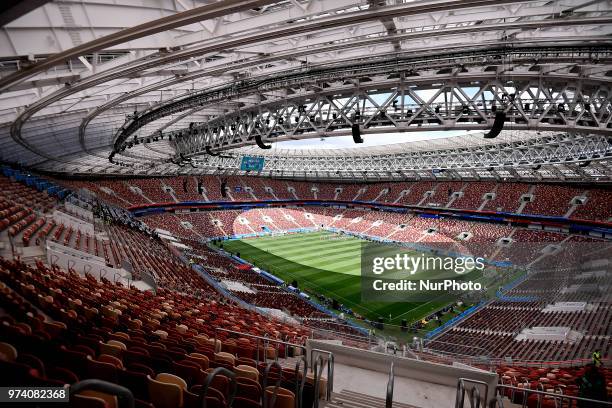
left=312, top=355, right=326, bottom=408
left=294, top=356, right=308, bottom=408
left=455, top=378, right=489, bottom=408
left=202, top=367, right=236, bottom=408
left=139, top=269, right=157, bottom=294
left=310, top=348, right=334, bottom=401
left=214, top=327, right=307, bottom=363
left=386, top=361, right=395, bottom=408
left=263, top=361, right=283, bottom=408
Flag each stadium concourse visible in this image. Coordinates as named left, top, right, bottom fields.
left=1, top=1, right=612, bottom=407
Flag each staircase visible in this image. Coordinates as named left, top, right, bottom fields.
left=478, top=184, right=499, bottom=211
left=162, top=184, right=179, bottom=203
left=444, top=193, right=458, bottom=209
left=516, top=185, right=537, bottom=214
left=323, top=390, right=419, bottom=408
left=416, top=192, right=431, bottom=207
left=287, top=183, right=299, bottom=199
left=564, top=190, right=588, bottom=218
left=372, top=188, right=388, bottom=203
left=58, top=3, right=83, bottom=46
left=353, top=188, right=366, bottom=201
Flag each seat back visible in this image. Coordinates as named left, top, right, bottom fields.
left=264, top=386, right=295, bottom=408
left=215, top=352, right=235, bottom=366
left=187, top=353, right=209, bottom=370
left=118, top=369, right=149, bottom=401
left=72, top=394, right=108, bottom=408
left=99, top=342, right=123, bottom=358
left=236, top=382, right=262, bottom=402
left=98, top=353, right=123, bottom=368
left=233, top=397, right=262, bottom=408
left=235, top=365, right=259, bottom=382
left=156, top=372, right=188, bottom=390
left=236, top=357, right=257, bottom=368
left=148, top=375, right=183, bottom=408
left=87, top=358, right=119, bottom=383
left=79, top=390, right=118, bottom=408
left=173, top=360, right=205, bottom=386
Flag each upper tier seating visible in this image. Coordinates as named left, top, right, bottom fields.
left=571, top=189, right=612, bottom=222
left=482, top=183, right=529, bottom=213
left=522, top=185, right=584, bottom=217
left=452, top=182, right=496, bottom=210
left=56, top=177, right=612, bottom=223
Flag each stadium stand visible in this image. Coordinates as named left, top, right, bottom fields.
left=1, top=2, right=611, bottom=406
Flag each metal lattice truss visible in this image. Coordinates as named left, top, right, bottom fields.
left=0, top=0, right=611, bottom=181
left=169, top=72, right=612, bottom=157
left=187, top=132, right=612, bottom=172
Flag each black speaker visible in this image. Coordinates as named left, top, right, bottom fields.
left=255, top=135, right=272, bottom=149
left=401, top=319, right=408, bottom=332
left=183, top=179, right=188, bottom=193
left=377, top=316, right=384, bottom=330
left=332, top=299, right=339, bottom=309
left=221, top=181, right=227, bottom=198
left=352, top=124, right=363, bottom=143
left=484, top=111, right=506, bottom=139
left=197, top=179, right=203, bottom=195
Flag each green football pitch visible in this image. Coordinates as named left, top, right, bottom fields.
left=215, top=230, right=458, bottom=325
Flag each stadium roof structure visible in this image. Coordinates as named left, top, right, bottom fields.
left=1, top=0, right=612, bottom=181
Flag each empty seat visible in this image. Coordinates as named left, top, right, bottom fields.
left=119, top=369, right=149, bottom=401
left=148, top=373, right=187, bottom=408
left=186, top=353, right=209, bottom=370
left=235, top=365, right=259, bottom=382
left=78, top=390, right=118, bottom=408
left=0, top=342, right=18, bottom=361
left=86, top=358, right=119, bottom=383
left=173, top=360, right=205, bottom=387
left=98, top=354, right=124, bottom=370
left=99, top=342, right=123, bottom=358
left=72, top=394, right=108, bottom=408
left=214, top=352, right=235, bottom=366
left=264, top=386, right=295, bottom=408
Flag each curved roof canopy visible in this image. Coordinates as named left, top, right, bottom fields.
left=0, top=0, right=611, bottom=180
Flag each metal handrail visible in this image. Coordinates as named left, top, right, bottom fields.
left=312, top=355, right=326, bottom=408
left=386, top=361, right=394, bottom=408
left=495, top=384, right=612, bottom=408
left=70, top=379, right=134, bottom=408
left=309, top=348, right=334, bottom=400
left=201, top=367, right=236, bottom=408
left=214, top=327, right=307, bottom=363
left=455, top=378, right=489, bottom=408
left=494, top=393, right=505, bottom=408
left=263, top=334, right=271, bottom=362
left=263, top=361, right=283, bottom=408
left=469, top=385, right=481, bottom=408
left=294, top=356, right=308, bottom=408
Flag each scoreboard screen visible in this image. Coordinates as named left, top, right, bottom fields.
left=240, top=156, right=265, bottom=171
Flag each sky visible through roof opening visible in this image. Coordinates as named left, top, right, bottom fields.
left=272, top=130, right=474, bottom=150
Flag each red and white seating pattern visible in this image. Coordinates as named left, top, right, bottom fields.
left=482, top=183, right=530, bottom=213
left=57, top=176, right=612, bottom=223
